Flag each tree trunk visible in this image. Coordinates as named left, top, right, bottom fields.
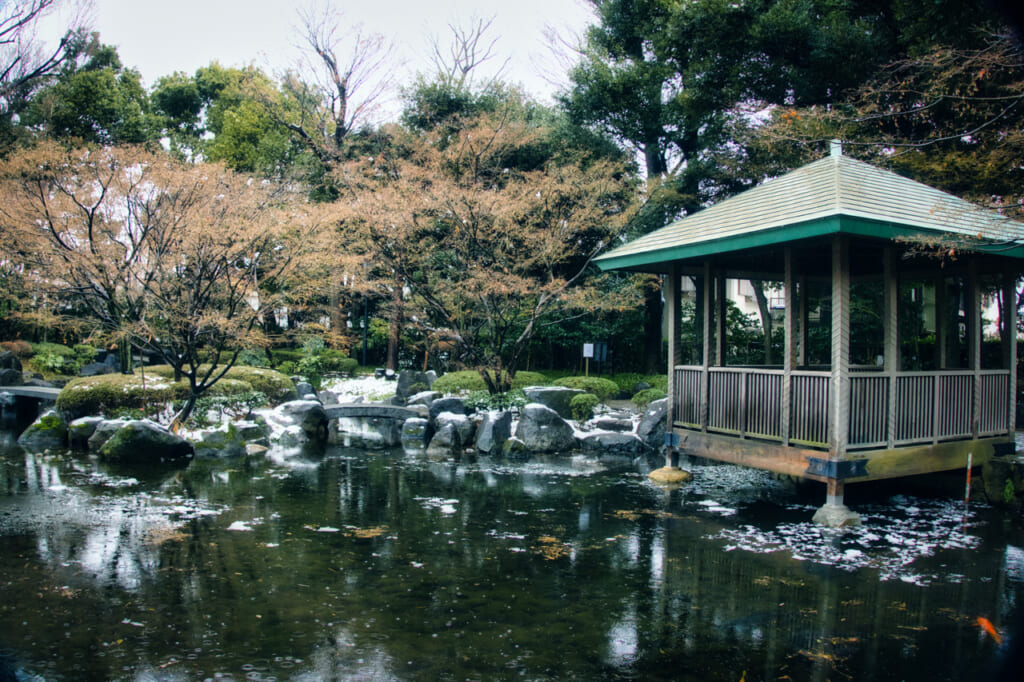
left=170, top=393, right=197, bottom=433
left=642, top=275, right=663, bottom=373
left=752, top=280, right=773, bottom=365
left=386, top=282, right=403, bottom=371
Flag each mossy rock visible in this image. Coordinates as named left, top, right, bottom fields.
left=17, top=410, right=68, bottom=451
left=98, top=420, right=194, bottom=464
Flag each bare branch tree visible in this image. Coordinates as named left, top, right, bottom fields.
left=0, top=0, right=90, bottom=132
left=427, top=15, right=509, bottom=91
left=270, top=3, right=394, bottom=169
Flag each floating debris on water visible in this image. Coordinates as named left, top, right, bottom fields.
left=415, top=497, right=459, bottom=514
left=709, top=496, right=982, bottom=585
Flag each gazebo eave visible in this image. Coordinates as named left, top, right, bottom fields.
left=595, top=214, right=1024, bottom=274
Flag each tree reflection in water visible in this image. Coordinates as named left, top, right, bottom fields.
left=0, top=436, right=1020, bottom=681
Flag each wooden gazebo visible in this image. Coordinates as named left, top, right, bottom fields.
left=596, top=143, right=1024, bottom=525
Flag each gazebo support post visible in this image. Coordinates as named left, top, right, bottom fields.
left=648, top=262, right=692, bottom=486
left=813, top=235, right=861, bottom=527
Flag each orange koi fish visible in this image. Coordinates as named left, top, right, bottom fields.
left=978, top=616, right=1003, bottom=646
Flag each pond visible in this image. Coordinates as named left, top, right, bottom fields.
left=1, top=416, right=1022, bottom=681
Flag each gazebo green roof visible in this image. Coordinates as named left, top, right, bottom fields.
left=596, top=145, right=1024, bottom=273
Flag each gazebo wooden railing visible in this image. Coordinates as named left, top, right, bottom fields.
left=673, top=365, right=1012, bottom=450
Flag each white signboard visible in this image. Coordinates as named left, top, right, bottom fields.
left=583, top=343, right=595, bottom=358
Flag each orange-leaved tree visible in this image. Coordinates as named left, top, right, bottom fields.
left=333, top=112, right=636, bottom=394
left=0, top=142, right=320, bottom=425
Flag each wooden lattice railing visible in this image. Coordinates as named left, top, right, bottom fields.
left=672, top=366, right=1011, bottom=450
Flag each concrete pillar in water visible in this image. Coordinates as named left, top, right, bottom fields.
left=812, top=479, right=861, bottom=527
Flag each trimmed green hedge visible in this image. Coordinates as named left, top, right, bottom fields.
left=57, top=372, right=272, bottom=419
left=432, top=369, right=551, bottom=395
left=146, top=365, right=296, bottom=403
left=57, top=373, right=191, bottom=417
left=610, top=372, right=668, bottom=395
left=552, top=376, right=620, bottom=402
left=631, top=388, right=666, bottom=409
left=570, top=393, right=600, bottom=421
left=320, top=349, right=359, bottom=374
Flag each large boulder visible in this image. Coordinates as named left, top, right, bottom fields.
left=294, top=381, right=316, bottom=400
left=428, top=397, right=467, bottom=422
left=331, top=415, right=403, bottom=449
left=68, top=416, right=104, bottom=449
left=396, top=370, right=436, bottom=402
left=0, top=368, right=22, bottom=386
left=637, top=398, right=668, bottom=451
left=425, top=420, right=463, bottom=456
left=522, top=386, right=586, bottom=421
left=579, top=431, right=649, bottom=457
left=0, top=350, right=22, bottom=373
left=434, top=412, right=475, bottom=447
left=193, top=420, right=269, bottom=458
left=401, top=417, right=431, bottom=449
left=98, top=420, right=194, bottom=464
left=475, top=410, right=512, bottom=454
left=87, top=419, right=128, bottom=451
left=271, top=400, right=329, bottom=440
left=514, top=403, right=578, bottom=453
left=17, top=410, right=68, bottom=451
left=78, top=362, right=115, bottom=378
left=406, top=390, right=441, bottom=408
left=591, top=416, right=634, bottom=433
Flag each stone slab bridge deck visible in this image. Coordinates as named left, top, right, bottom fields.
left=1, top=386, right=61, bottom=401
left=323, top=404, right=420, bottom=421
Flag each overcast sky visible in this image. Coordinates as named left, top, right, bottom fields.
left=55, top=0, right=596, bottom=120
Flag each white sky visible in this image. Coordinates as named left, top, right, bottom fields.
left=53, top=0, right=596, bottom=121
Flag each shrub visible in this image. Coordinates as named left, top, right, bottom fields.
left=433, top=369, right=552, bottom=395
left=146, top=365, right=295, bottom=403
left=25, top=342, right=78, bottom=375
left=432, top=370, right=486, bottom=394
left=1, top=340, right=33, bottom=357
left=72, top=344, right=97, bottom=365
left=464, top=389, right=528, bottom=412
left=270, top=349, right=304, bottom=366
left=553, top=376, right=620, bottom=402
left=56, top=370, right=266, bottom=420
left=30, top=342, right=75, bottom=358
left=631, top=388, right=667, bottom=409
left=320, top=349, right=358, bottom=374
left=222, top=367, right=295, bottom=403
left=237, top=348, right=271, bottom=368
left=297, top=355, right=324, bottom=390
left=510, top=371, right=550, bottom=388
left=185, top=391, right=268, bottom=428
left=57, top=373, right=188, bottom=418
left=611, top=372, right=668, bottom=395
left=570, top=393, right=600, bottom=421
left=28, top=351, right=70, bottom=375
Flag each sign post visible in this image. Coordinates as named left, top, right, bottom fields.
left=583, top=343, right=595, bottom=377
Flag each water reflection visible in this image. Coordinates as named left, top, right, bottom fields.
left=0, top=434, right=1020, bottom=680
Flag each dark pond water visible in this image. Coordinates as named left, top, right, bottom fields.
left=2, top=418, right=1023, bottom=681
